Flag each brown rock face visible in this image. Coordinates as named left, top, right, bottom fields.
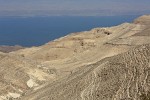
left=0, top=15, right=150, bottom=100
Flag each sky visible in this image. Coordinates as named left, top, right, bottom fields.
left=0, top=0, right=150, bottom=16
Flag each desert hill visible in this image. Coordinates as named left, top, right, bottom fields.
left=0, top=15, right=150, bottom=100
left=22, top=43, right=150, bottom=100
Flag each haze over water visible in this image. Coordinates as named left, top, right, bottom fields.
left=0, top=15, right=139, bottom=47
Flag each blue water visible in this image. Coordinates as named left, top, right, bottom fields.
left=0, top=15, right=139, bottom=47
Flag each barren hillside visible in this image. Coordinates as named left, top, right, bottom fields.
left=0, top=15, right=150, bottom=100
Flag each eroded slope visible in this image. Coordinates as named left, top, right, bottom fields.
left=0, top=15, right=150, bottom=100
left=22, top=44, right=150, bottom=100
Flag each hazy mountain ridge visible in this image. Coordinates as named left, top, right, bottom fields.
left=0, top=15, right=150, bottom=100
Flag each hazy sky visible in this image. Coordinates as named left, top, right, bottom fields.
left=0, top=0, right=150, bottom=16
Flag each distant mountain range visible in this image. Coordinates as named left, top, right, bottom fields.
left=0, top=9, right=150, bottom=17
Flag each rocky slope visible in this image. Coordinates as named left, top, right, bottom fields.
left=0, top=15, right=150, bottom=100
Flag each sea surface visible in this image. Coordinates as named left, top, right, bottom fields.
left=0, top=15, right=140, bottom=47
